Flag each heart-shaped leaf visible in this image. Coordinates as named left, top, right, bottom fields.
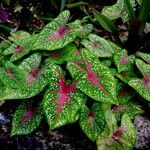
left=32, top=10, right=82, bottom=51
left=11, top=100, right=43, bottom=136
left=96, top=113, right=136, bottom=150
left=81, top=34, right=114, bottom=57
left=79, top=102, right=106, bottom=141
left=43, top=64, right=86, bottom=130
left=128, top=59, right=150, bottom=101
left=112, top=101, right=143, bottom=120
left=67, top=49, right=118, bottom=104
left=114, top=49, right=135, bottom=73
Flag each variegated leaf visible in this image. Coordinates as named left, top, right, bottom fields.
left=136, top=51, right=150, bottom=64
left=67, top=49, right=118, bottom=104
left=11, top=100, right=43, bottom=136
left=81, top=34, right=114, bottom=57
left=32, top=10, right=82, bottom=51
left=43, top=64, right=86, bottom=130
left=79, top=102, right=106, bottom=141
left=114, top=49, right=135, bottom=73
left=128, top=59, right=150, bottom=101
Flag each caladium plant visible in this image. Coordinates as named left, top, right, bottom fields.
left=0, top=10, right=149, bottom=150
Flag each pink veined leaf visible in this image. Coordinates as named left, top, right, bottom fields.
left=117, top=86, right=129, bottom=97
left=84, top=57, right=106, bottom=92
left=88, top=111, right=95, bottom=124
left=50, top=68, right=79, bottom=123
left=120, top=71, right=128, bottom=77
left=91, top=42, right=101, bottom=48
left=51, top=52, right=64, bottom=58
left=76, top=49, right=81, bottom=55
left=18, top=104, right=35, bottom=128
left=147, top=60, right=150, bottom=64
left=13, top=46, right=24, bottom=55
left=112, top=127, right=127, bottom=141
left=120, top=55, right=129, bottom=65
left=143, top=75, right=150, bottom=90
left=48, top=21, right=72, bottom=41
left=112, top=105, right=126, bottom=112
left=27, top=69, right=41, bottom=84
left=7, top=69, right=14, bottom=78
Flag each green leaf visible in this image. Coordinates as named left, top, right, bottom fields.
left=67, top=49, right=118, bottom=104
left=66, top=1, right=88, bottom=8
left=114, top=49, right=135, bottom=73
left=112, top=101, right=143, bottom=120
left=79, top=102, right=106, bottom=141
left=79, top=24, right=93, bottom=38
left=0, top=53, right=49, bottom=100
left=43, top=64, right=86, bottom=130
left=81, top=34, right=114, bottom=57
left=11, top=101, right=43, bottom=136
left=93, top=10, right=117, bottom=33
left=32, top=10, right=82, bottom=51
left=128, top=59, right=150, bottom=101
left=136, top=51, right=150, bottom=64
left=96, top=114, right=136, bottom=150
left=45, top=45, right=77, bottom=64
left=124, top=0, right=136, bottom=23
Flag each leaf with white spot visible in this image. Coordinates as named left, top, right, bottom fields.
left=32, top=11, right=82, bottom=51
left=45, top=45, right=77, bottom=64
left=136, top=51, right=150, bottom=64
left=79, top=102, right=106, bottom=141
left=67, top=49, right=118, bottom=104
left=81, top=34, right=114, bottom=57
left=43, top=64, right=86, bottom=129
left=96, top=114, right=136, bottom=150
left=11, top=100, right=43, bottom=136
left=114, top=49, right=135, bottom=73
left=128, top=59, right=150, bottom=101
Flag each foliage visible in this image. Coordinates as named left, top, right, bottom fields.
left=0, top=9, right=149, bottom=150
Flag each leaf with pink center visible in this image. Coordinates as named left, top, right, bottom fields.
left=43, top=64, right=86, bottom=130
left=3, top=36, right=34, bottom=62
left=18, top=53, right=50, bottom=98
left=136, top=51, right=150, bottom=64
left=112, top=101, right=143, bottom=121
left=116, top=81, right=135, bottom=104
left=96, top=114, right=136, bottom=150
left=81, top=34, right=114, bottom=57
left=11, top=100, right=43, bottom=136
left=67, top=48, right=118, bottom=104
left=114, top=49, right=135, bottom=73
left=128, top=59, right=150, bottom=101
left=79, top=102, right=106, bottom=141
left=32, top=10, right=82, bottom=51
left=45, top=45, right=78, bottom=64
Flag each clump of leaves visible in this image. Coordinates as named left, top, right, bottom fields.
left=0, top=10, right=149, bottom=150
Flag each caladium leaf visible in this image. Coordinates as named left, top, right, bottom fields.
left=43, top=64, right=86, bottom=130
left=8, top=31, right=31, bottom=45
left=128, top=59, right=150, bottom=101
left=0, top=53, right=50, bottom=100
left=79, top=24, right=93, bottom=38
left=81, top=34, right=114, bottom=57
left=45, top=45, right=77, bottom=64
left=112, top=101, right=143, bottom=120
left=102, top=0, right=141, bottom=22
left=136, top=51, right=150, bottom=64
left=0, top=61, right=26, bottom=89
left=79, top=102, right=106, bottom=141
left=32, top=10, right=82, bottom=51
left=18, top=53, right=49, bottom=97
left=116, top=81, right=134, bottom=104
left=3, top=36, right=33, bottom=62
left=96, top=114, right=136, bottom=150
left=11, top=100, right=43, bottom=136
left=67, top=49, right=118, bottom=104
left=114, top=49, right=135, bottom=73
